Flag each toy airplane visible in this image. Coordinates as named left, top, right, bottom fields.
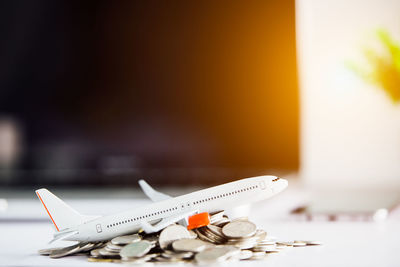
left=35, top=175, right=288, bottom=243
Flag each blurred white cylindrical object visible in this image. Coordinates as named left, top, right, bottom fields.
left=296, top=0, right=400, bottom=189
left=0, top=118, right=21, bottom=168
left=0, top=199, right=8, bottom=212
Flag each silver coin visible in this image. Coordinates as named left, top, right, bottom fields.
left=265, top=249, right=280, bottom=253
left=188, top=230, right=198, bottom=239
left=120, top=240, right=152, bottom=258
left=90, top=248, right=102, bottom=257
left=222, top=221, right=257, bottom=238
left=142, top=235, right=158, bottom=247
left=255, top=229, right=267, bottom=241
left=293, top=241, right=307, bottom=247
left=253, top=245, right=277, bottom=252
left=78, top=243, right=97, bottom=253
left=252, top=243, right=275, bottom=250
left=162, top=250, right=194, bottom=259
left=99, top=248, right=120, bottom=257
left=194, top=228, right=217, bottom=244
left=277, top=241, right=294, bottom=247
left=226, top=238, right=258, bottom=250
left=249, top=251, right=267, bottom=260
left=38, top=247, right=64, bottom=256
left=213, top=217, right=231, bottom=227
left=297, top=240, right=323, bottom=246
left=104, top=247, right=120, bottom=253
left=196, top=230, right=224, bottom=244
left=105, top=242, right=123, bottom=252
left=232, top=216, right=249, bottom=222
left=159, top=224, right=191, bottom=249
left=195, top=246, right=239, bottom=264
left=238, top=249, right=253, bottom=260
left=226, top=237, right=258, bottom=243
left=198, top=226, right=227, bottom=244
left=172, top=238, right=208, bottom=252
left=121, top=253, right=156, bottom=263
left=145, top=253, right=159, bottom=259
left=206, top=225, right=225, bottom=237
left=257, top=240, right=276, bottom=246
left=111, top=234, right=141, bottom=245
left=143, top=235, right=158, bottom=241
left=233, top=243, right=257, bottom=250
left=49, top=243, right=82, bottom=258
left=93, top=242, right=106, bottom=249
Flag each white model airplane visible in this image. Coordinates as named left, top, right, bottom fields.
left=36, top=175, right=287, bottom=243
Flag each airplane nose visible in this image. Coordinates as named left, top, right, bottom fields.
left=271, top=178, right=288, bottom=194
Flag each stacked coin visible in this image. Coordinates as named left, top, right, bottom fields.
left=209, top=211, right=230, bottom=226
left=38, top=210, right=322, bottom=264
left=194, top=224, right=227, bottom=244
left=222, top=220, right=261, bottom=249
left=39, top=242, right=104, bottom=259
left=195, top=245, right=240, bottom=264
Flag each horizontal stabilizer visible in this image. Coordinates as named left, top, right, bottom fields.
left=49, top=230, right=79, bottom=244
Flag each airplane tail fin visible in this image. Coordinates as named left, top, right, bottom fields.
left=35, top=188, right=85, bottom=231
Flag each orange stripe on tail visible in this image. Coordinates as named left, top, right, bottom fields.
left=36, top=192, right=59, bottom=231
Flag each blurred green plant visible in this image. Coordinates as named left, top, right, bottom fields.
left=347, top=29, right=400, bottom=103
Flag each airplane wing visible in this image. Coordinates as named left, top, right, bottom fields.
left=140, top=210, right=197, bottom=233
left=138, top=179, right=172, bottom=202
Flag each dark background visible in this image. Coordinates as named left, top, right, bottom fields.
left=0, top=0, right=298, bottom=187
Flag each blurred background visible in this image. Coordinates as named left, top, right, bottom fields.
left=1, top=0, right=399, bottom=198
left=0, top=0, right=299, bottom=188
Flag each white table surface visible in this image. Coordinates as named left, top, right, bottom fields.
left=1, top=186, right=399, bottom=267
left=2, top=220, right=399, bottom=267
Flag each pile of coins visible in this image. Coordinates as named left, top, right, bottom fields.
left=39, top=211, right=321, bottom=264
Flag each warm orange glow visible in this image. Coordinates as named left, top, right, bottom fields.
left=92, top=1, right=299, bottom=173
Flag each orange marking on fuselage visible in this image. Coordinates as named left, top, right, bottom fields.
left=36, top=192, right=59, bottom=231
left=187, top=212, right=210, bottom=230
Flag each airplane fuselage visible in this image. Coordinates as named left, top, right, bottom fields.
left=67, top=176, right=287, bottom=242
